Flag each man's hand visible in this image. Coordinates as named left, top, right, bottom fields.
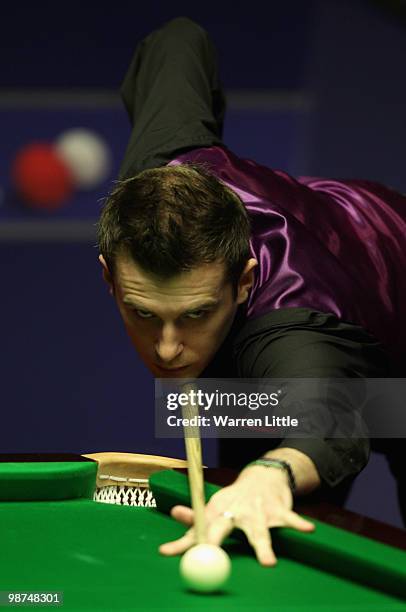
left=159, top=458, right=316, bottom=566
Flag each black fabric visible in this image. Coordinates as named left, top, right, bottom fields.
left=119, top=17, right=225, bottom=179
left=118, top=17, right=405, bottom=523
left=232, top=309, right=391, bottom=378
left=219, top=308, right=390, bottom=487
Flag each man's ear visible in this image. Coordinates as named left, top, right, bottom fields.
left=99, top=254, right=114, bottom=296
left=236, top=258, right=258, bottom=304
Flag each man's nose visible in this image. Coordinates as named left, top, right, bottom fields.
left=155, top=324, right=183, bottom=362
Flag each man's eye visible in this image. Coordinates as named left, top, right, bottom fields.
left=135, top=310, right=154, bottom=319
left=186, top=310, right=208, bottom=319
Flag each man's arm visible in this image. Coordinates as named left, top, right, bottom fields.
left=119, top=17, right=225, bottom=179
left=160, top=456, right=316, bottom=567
left=231, top=307, right=390, bottom=487
left=161, top=309, right=389, bottom=564
left=260, top=447, right=320, bottom=494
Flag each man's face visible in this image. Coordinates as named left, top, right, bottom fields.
left=100, top=254, right=256, bottom=378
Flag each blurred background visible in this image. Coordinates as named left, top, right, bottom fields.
left=1, top=0, right=405, bottom=527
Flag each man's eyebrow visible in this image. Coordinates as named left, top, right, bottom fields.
left=122, top=298, right=220, bottom=312
left=184, top=299, right=221, bottom=312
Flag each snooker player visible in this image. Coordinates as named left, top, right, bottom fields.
left=96, top=17, right=406, bottom=565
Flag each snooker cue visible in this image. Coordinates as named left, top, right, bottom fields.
left=181, top=383, right=207, bottom=544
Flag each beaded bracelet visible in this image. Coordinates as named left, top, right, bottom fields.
left=244, top=458, right=296, bottom=494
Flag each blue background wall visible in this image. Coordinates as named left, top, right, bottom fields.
left=1, top=0, right=405, bottom=527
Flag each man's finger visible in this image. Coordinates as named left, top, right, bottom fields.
left=283, top=511, right=315, bottom=532
left=159, top=530, right=194, bottom=556
left=242, top=521, right=277, bottom=567
left=206, top=512, right=237, bottom=546
left=170, top=505, right=194, bottom=526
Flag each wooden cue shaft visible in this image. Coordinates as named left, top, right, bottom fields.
left=181, top=383, right=207, bottom=544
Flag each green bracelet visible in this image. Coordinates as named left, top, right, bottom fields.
left=244, top=458, right=296, bottom=493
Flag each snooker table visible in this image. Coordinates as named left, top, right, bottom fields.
left=1, top=454, right=406, bottom=611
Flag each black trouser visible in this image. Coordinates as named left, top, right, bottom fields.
left=119, top=16, right=225, bottom=179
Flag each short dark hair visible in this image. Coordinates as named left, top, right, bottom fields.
left=97, top=163, right=251, bottom=293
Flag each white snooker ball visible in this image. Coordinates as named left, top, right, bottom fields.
left=179, top=544, right=231, bottom=593
left=55, top=128, right=112, bottom=190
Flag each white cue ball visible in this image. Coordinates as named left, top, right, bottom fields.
left=55, top=128, right=112, bottom=190
left=179, top=544, right=231, bottom=593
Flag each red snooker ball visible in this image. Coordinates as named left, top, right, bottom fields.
left=11, top=142, right=74, bottom=210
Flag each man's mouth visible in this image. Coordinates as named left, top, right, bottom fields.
left=155, top=364, right=189, bottom=372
